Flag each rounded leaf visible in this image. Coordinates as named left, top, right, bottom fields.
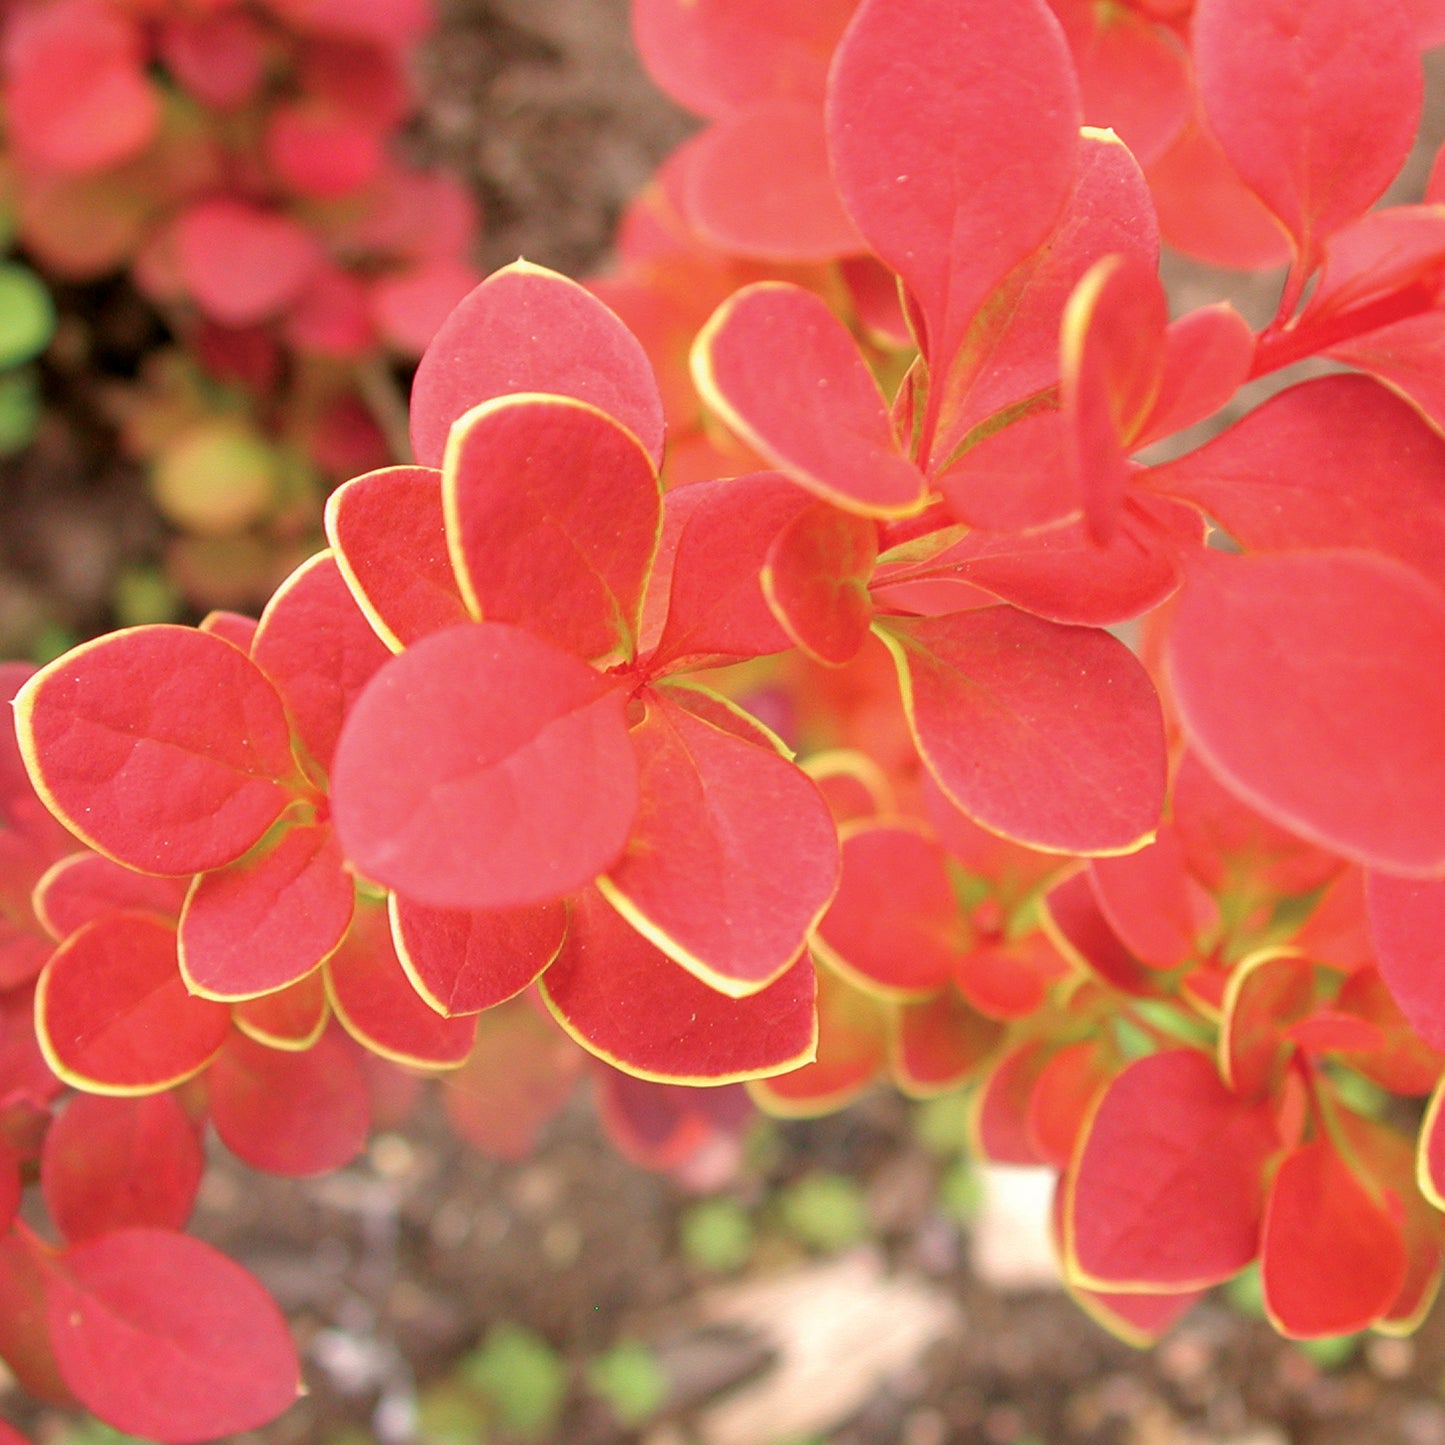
left=331, top=623, right=639, bottom=910
left=48, top=1228, right=300, bottom=1442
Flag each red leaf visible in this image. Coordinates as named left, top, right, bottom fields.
left=1261, top=1140, right=1408, bottom=1337
left=910, top=495, right=1201, bottom=628
left=649, top=473, right=808, bottom=671
left=331, top=623, right=638, bottom=910
left=1366, top=871, right=1445, bottom=1050
left=693, top=282, right=926, bottom=517
left=441, top=997, right=586, bottom=1159
left=1193, top=0, right=1422, bottom=266
left=1088, top=825, right=1213, bottom=971
left=1418, top=1071, right=1445, bottom=1211
left=409, top=260, right=664, bottom=471
left=1060, top=252, right=1168, bottom=543
left=892, top=990, right=1004, bottom=1097
left=1027, top=1039, right=1113, bottom=1168
left=1218, top=950, right=1314, bottom=1098
left=251, top=552, right=392, bottom=773
left=41, top=1094, right=202, bottom=1242
left=1172, top=749, right=1343, bottom=900
left=631, top=0, right=854, bottom=117
left=1326, top=312, right=1445, bottom=436
left=814, top=820, right=960, bottom=998
left=1152, top=376, right=1445, bottom=591
left=929, top=128, right=1160, bottom=466
left=391, top=891, right=567, bottom=1015
left=48, top=1228, right=299, bottom=1442
left=877, top=608, right=1166, bottom=855
left=540, top=888, right=816, bottom=1083
left=37, top=913, right=230, bottom=1093
left=678, top=102, right=862, bottom=259
left=750, top=963, right=889, bottom=1116
left=209, top=1027, right=370, bottom=1177
left=3, top=0, right=159, bottom=174
left=596, top=1070, right=752, bottom=1175
left=233, top=971, right=329, bottom=1051
left=827, top=0, right=1080, bottom=374
left=1043, top=870, right=1153, bottom=995
left=937, top=409, right=1080, bottom=534
left=763, top=502, right=877, bottom=665
left=16, top=626, right=298, bottom=875
left=174, top=199, right=323, bottom=326
left=1052, top=1, right=1190, bottom=165
left=600, top=690, right=838, bottom=997
left=0, top=1228, right=72, bottom=1404
left=444, top=395, right=662, bottom=662
left=1144, top=113, right=1292, bottom=271
left=973, top=1042, right=1051, bottom=1163
left=1070, top=1282, right=1206, bottom=1348
left=1167, top=549, right=1445, bottom=874
left=325, top=465, right=470, bottom=650
left=33, top=852, right=187, bottom=941
left=1066, top=1048, right=1279, bottom=1289
left=179, top=825, right=353, bottom=1000
left=326, top=903, right=477, bottom=1069
left=264, top=100, right=382, bottom=200
left=1136, top=302, right=1255, bottom=447
left=1332, top=966, right=1445, bottom=1096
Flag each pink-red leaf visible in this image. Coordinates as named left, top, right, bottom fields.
left=37, top=912, right=230, bottom=1094
left=827, top=0, right=1081, bottom=373
left=48, top=1228, right=300, bottom=1442
left=1192, top=0, right=1422, bottom=265
left=926, top=127, right=1159, bottom=464
left=631, top=0, right=855, bottom=117
left=174, top=199, right=323, bottom=327
left=693, top=282, right=926, bottom=517
left=678, top=103, right=862, bottom=259
left=441, top=997, right=586, bottom=1159
left=326, top=903, right=477, bottom=1068
left=16, top=626, right=297, bottom=875
left=877, top=608, right=1166, bottom=855
left=649, top=473, right=807, bottom=671
left=444, top=395, right=661, bottom=662
left=179, top=825, right=353, bottom=1000
left=1066, top=1048, right=1279, bottom=1289
left=600, top=690, right=838, bottom=997
left=251, top=552, right=392, bottom=772
left=331, top=623, right=638, bottom=910
left=1366, top=871, right=1445, bottom=1050
left=1167, top=549, right=1445, bottom=875
left=1060, top=252, right=1168, bottom=543
left=1151, top=376, right=1445, bottom=591
left=813, top=820, right=960, bottom=998
left=209, top=1027, right=371, bottom=1177
left=540, top=888, right=817, bottom=1083
left=1261, top=1140, right=1408, bottom=1337
left=762, top=501, right=877, bottom=665
left=33, top=852, right=186, bottom=941
left=391, top=891, right=567, bottom=1015
left=325, top=466, right=470, bottom=650
left=41, top=1093, right=203, bottom=1243
left=410, top=260, right=664, bottom=471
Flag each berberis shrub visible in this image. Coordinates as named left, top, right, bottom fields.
left=5, top=0, right=1445, bottom=1437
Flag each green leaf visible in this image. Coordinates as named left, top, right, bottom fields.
left=0, top=368, right=41, bottom=456
left=460, top=1324, right=566, bottom=1440
left=586, top=1340, right=668, bottom=1425
left=680, top=1197, right=754, bottom=1274
left=778, top=1172, right=870, bottom=1252
left=0, top=264, right=55, bottom=368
